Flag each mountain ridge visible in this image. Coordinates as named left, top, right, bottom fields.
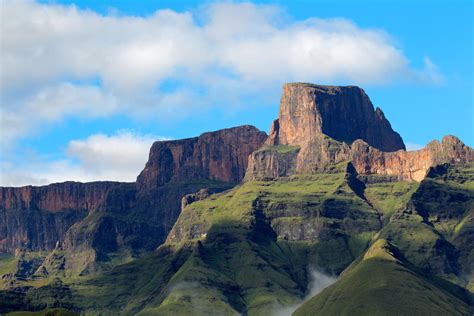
left=0, top=83, right=473, bottom=315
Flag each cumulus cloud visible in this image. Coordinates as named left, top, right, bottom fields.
left=0, top=131, right=168, bottom=186
left=0, top=0, right=442, bottom=146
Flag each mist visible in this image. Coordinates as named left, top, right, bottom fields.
left=271, top=268, right=337, bottom=316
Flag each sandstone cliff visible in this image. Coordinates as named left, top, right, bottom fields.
left=137, top=125, right=267, bottom=190
left=0, top=182, right=120, bottom=252
left=268, top=83, right=405, bottom=152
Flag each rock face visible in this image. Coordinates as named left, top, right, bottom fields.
left=0, top=182, right=120, bottom=252
left=137, top=125, right=267, bottom=190
left=351, top=135, right=474, bottom=182
left=268, top=83, right=405, bottom=152
left=0, top=182, right=118, bottom=213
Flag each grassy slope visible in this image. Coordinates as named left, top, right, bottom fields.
left=293, top=240, right=471, bottom=316
left=294, top=163, right=474, bottom=315
left=133, top=163, right=382, bottom=315
left=3, top=163, right=472, bottom=315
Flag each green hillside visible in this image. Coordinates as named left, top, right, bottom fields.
left=293, top=239, right=471, bottom=316
left=1, top=163, right=472, bottom=315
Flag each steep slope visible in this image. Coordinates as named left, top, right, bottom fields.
left=128, top=162, right=381, bottom=315
left=0, top=162, right=384, bottom=315
left=293, top=239, right=472, bottom=316
left=294, top=163, right=474, bottom=315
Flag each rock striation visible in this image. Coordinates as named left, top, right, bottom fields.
left=0, top=182, right=120, bottom=252
left=0, top=181, right=119, bottom=213
left=268, top=83, right=405, bottom=152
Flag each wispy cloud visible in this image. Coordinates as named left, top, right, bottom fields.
left=0, top=0, right=442, bottom=146
left=405, top=142, right=425, bottom=151
left=271, top=268, right=337, bottom=316
left=0, top=130, right=169, bottom=186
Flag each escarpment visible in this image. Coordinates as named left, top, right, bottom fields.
left=0, top=125, right=267, bottom=267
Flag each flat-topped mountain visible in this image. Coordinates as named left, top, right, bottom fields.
left=268, top=83, right=405, bottom=151
left=248, top=83, right=473, bottom=182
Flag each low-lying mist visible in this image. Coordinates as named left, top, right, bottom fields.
left=271, top=268, right=337, bottom=316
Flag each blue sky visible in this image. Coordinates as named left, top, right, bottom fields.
left=0, top=0, right=472, bottom=185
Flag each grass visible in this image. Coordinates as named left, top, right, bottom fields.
left=7, top=308, right=78, bottom=316
left=293, top=240, right=472, bottom=316
left=0, top=253, right=17, bottom=275
left=3, top=163, right=473, bottom=315
left=255, top=145, right=300, bottom=155
left=364, top=179, right=419, bottom=223
left=154, top=166, right=382, bottom=315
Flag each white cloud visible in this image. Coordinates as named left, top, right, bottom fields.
left=0, top=131, right=169, bottom=186
left=0, top=0, right=442, bottom=146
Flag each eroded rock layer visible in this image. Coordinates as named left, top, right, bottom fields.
left=351, top=135, right=474, bottom=181
left=247, top=83, right=473, bottom=182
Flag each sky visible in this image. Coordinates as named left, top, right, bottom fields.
left=0, top=0, right=472, bottom=186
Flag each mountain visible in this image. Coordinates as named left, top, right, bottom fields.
left=0, top=126, right=266, bottom=277
left=295, top=163, right=474, bottom=315
left=0, top=83, right=472, bottom=315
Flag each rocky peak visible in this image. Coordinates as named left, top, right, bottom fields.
left=268, top=83, right=405, bottom=152
left=137, top=125, right=267, bottom=190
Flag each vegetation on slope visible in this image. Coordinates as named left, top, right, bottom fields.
left=293, top=239, right=472, bottom=316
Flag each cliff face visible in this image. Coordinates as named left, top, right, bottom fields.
left=0, top=182, right=120, bottom=252
left=0, top=182, right=118, bottom=212
left=351, top=135, right=474, bottom=181
left=268, top=83, right=405, bottom=152
left=137, top=125, right=267, bottom=190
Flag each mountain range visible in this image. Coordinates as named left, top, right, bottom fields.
left=0, top=83, right=472, bottom=315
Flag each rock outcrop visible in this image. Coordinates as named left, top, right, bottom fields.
left=351, top=135, right=474, bottom=181
left=247, top=83, right=473, bottom=182
left=268, top=83, right=405, bottom=152
left=137, top=125, right=267, bottom=190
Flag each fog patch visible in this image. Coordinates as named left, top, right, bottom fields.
left=271, top=268, right=337, bottom=316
